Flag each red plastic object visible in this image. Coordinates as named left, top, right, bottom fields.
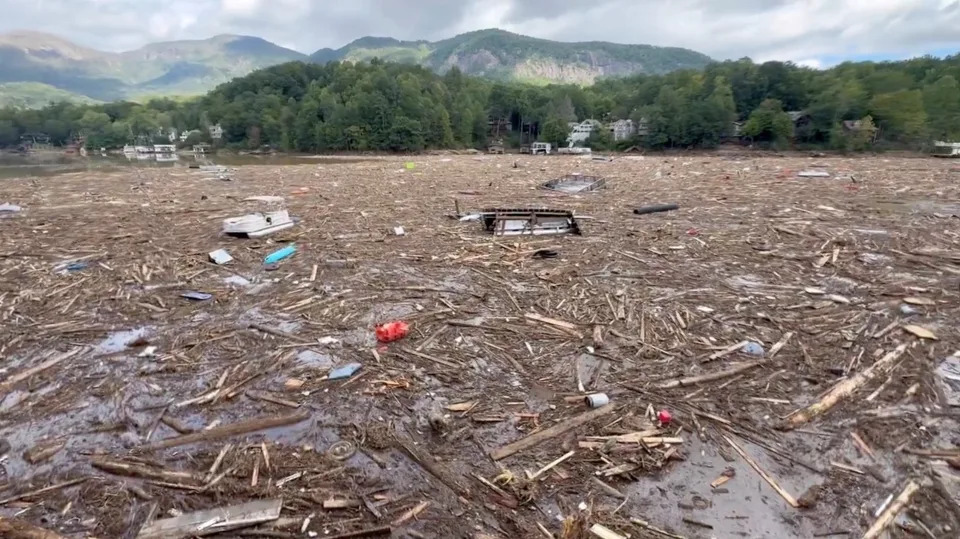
left=657, top=409, right=672, bottom=425
left=376, top=321, right=409, bottom=343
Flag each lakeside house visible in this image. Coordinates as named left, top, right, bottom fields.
left=567, top=120, right=602, bottom=145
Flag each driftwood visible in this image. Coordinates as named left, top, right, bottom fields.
left=657, top=360, right=769, bottom=389
left=0, top=348, right=81, bottom=394
left=141, top=412, right=310, bottom=451
left=782, top=344, right=907, bottom=429
left=862, top=481, right=920, bottom=539
left=92, top=457, right=202, bottom=485
left=0, top=478, right=87, bottom=505
left=490, top=405, right=614, bottom=460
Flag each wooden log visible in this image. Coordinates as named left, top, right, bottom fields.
left=137, top=499, right=282, bottom=538
left=92, top=458, right=202, bottom=485
left=0, top=349, right=81, bottom=393
left=140, top=412, right=310, bottom=451
left=862, top=481, right=920, bottom=539
left=782, top=344, right=907, bottom=429
left=490, top=405, right=614, bottom=461
left=657, top=360, right=769, bottom=389
left=0, top=517, right=66, bottom=539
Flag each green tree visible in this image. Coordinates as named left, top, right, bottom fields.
left=869, top=90, right=926, bottom=142
left=742, top=99, right=794, bottom=147
left=923, top=76, right=960, bottom=140
left=540, top=115, right=569, bottom=148
left=0, top=120, right=18, bottom=146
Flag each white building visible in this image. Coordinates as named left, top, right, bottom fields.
left=610, top=119, right=636, bottom=142
left=180, top=129, right=203, bottom=142
left=567, top=120, right=602, bottom=145
left=209, top=124, right=223, bottom=140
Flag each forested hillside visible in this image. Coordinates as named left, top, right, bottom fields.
left=2, top=54, right=959, bottom=152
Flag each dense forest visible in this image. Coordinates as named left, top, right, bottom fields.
left=1, top=54, right=959, bottom=152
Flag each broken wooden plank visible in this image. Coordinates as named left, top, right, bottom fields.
left=701, top=340, right=749, bottom=363
left=589, top=523, right=627, bottom=539
left=391, top=500, right=429, bottom=527
left=723, top=435, right=798, bottom=508
left=524, top=313, right=584, bottom=337
left=140, top=412, right=310, bottom=451
left=782, top=344, right=907, bottom=429
left=245, top=391, right=301, bottom=409
left=863, top=481, right=920, bottom=539
left=490, top=405, right=614, bottom=461
left=657, top=360, right=768, bottom=389
left=0, top=348, right=81, bottom=393
left=92, top=458, right=202, bottom=485
left=137, top=499, right=283, bottom=538
left=528, top=450, right=575, bottom=480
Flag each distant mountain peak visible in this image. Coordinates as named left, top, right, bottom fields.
left=310, top=28, right=712, bottom=85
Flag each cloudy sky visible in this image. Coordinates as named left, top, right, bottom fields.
left=5, top=0, right=960, bottom=66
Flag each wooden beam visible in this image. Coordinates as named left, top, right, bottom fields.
left=140, top=412, right=309, bottom=451
left=490, top=405, right=614, bottom=461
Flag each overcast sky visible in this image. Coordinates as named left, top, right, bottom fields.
left=5, top=0, right=960, bottom=66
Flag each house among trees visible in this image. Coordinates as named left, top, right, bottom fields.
left=209, top=124, right=223, bottom=140
left=567, top=120, right=602, bottom=145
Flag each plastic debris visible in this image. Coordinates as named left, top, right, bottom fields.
left=181, top=291, right=213, bottom=301
left=584, top=393, right=609, bottom=408
left=742, top=342, right=765, bottom=357
left=208, top=249, right=233, bottom=265
left=0, top=203, right=22, bottom=213
left=634, top=203, right=679, bottom=215
left=138, top=346, right=157, bottom=357
left=328, top=363, right=362, bottom=380
left=533, top=249, right=559, bottom=259
left=658, top=409, right=672, bottom=425
left=393, top=226, right=406, bottom=236
left=936, top=356, right=960, bottom=406
left=798, top=170, right=831, bottom=178
left=376, top=321, right=409, bottom=343
left=65, top=262, right=89, bottom=272
left=264, top=244, right=296, bottom=265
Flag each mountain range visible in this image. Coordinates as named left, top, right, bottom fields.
left=0, top=29, right=713, bottom=106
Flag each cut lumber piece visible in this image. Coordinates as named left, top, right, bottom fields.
left=528, top=450, right=575, bottom=480
left=702, top=340, right=749, bottom=363
left=490, top=405, right=614, bottom=461
left=657, top=360, right=768, bottom=389
left=0, top=348, right=81, bottom=393
left=137, top=498, right=282, bottom=538
left=781, top=344, right=907, bottom=429
left=0, top=517, right=66, bottom=539
left=723, top=435, right=798, bottom=508
left=140, top=412, right=310, bottom=451
left=524, top=313, right=584, bottom=337
left=589, top=523, right=627, bottom=539
left=863, top=481, right=920, bottom=539
left=92, top=458, right=202, bottom=484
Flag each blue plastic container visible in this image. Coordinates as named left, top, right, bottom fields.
left=264, top=244, right=296, bottom=265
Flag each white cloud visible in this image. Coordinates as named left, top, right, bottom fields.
left=0, top=0, right=955, bottom=66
